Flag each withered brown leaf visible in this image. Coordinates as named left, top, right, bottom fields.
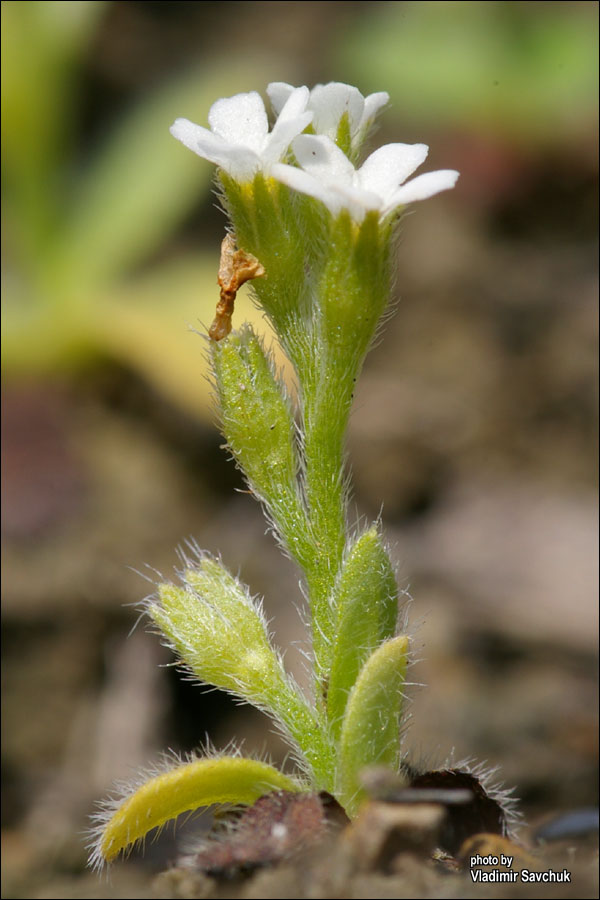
left=209, top=233, right=265, bottom=341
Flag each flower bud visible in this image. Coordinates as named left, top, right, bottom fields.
left=212, top=325, right=313, bottom=568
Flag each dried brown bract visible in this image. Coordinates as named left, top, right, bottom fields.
left=188, top=790, right=346, bottom=876
left=209, top=233, right=265, bottom=341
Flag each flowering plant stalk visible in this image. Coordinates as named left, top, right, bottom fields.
left=89, top=82, right=459, bottom=870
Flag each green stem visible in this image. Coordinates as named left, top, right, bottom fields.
left=300, top=344, right=352, bottom=682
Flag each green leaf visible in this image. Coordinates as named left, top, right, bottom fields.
left=327, top=528, right=398, bottom=734
left=1, top=1, right=106, bottom=179
left=1, top=1, right=107, bottom=258
left=338, top=635, right=410, bottom=815
left=93, top=756, right=300, bottom=867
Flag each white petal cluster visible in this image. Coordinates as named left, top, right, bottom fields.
left=170, top=87, right=312, bottom=182
left=273, top=134, right=459, bottom=223
left=267, top=81, right=389, bottom=152
left=170, top=81, right=459, bottom=220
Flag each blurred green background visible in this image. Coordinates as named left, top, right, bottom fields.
left=2, top=2, right=598, bottom=897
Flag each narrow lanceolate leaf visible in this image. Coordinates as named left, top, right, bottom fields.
left=327, top=528, right=398, bottom=735
left=338, top=635, right=410, bottom=816
left=90, top=756, right=300, bottom=869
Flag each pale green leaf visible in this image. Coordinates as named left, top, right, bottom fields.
left=327, top=528, right=398, bottom=735
left=338, top=635, right=409, bottom=815
left=93, top=756, right=300, bottom=867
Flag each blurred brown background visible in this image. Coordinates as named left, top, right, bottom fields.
left=2, top=2, right=598, bottom=897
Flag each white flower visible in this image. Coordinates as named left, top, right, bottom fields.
left=267, top=81, right=389, bottom=152
left=170, top=88, right=312, bottom=182
left=272, top=134, right=459, bottom=222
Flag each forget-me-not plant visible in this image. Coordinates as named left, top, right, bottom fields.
left=89, top=81, right=459, bottom=871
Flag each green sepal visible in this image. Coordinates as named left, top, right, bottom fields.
left=338, top=635, right=410, bottom=815
left=326, top=528, right=398, bottom=735
left=96, top=756, right=300, bottom=865
left=320, top=210, right=390, bottom=366
left=216, top=173, right=306, bottom=342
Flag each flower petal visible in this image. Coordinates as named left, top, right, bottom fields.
left=264, top=113, right=313, bottom=166
left=385, top=169, right=460, bottom=213
left=263, top=86, right=312, bottom=165
left=208, top=92, right=268, bottom=152
left=170, top=118, right=241, bottom=167
left=358, top=143, right=429, bottom=197
left=360, top=92, right=390, bottom=131
left=309, top=82, right=365, bottom=139
left=327, top=182, right=382, bottom=222
left=267, top=81, right=295, bottom=116
left=215, top=146, right=264, bottom=181
left=271, top=163, right=343, bottom=214
left=277, top=85, right=310, bottom=122
left=292, top=134, right=355, bottom=183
